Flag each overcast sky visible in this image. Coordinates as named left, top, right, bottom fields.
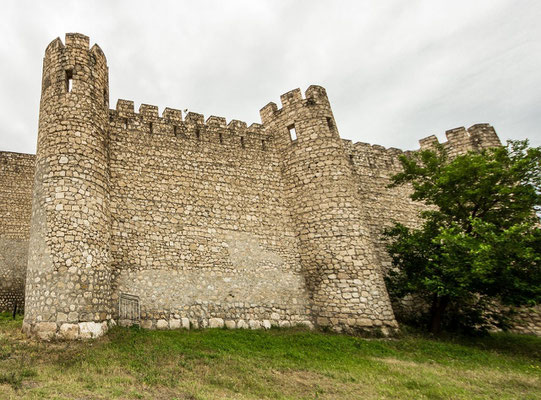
left=1, top=0, right=540, bottom=154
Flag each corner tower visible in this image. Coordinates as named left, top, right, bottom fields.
left=261, top=86, right=397, bottom=333
left=23, top=33, right=112, bottom=339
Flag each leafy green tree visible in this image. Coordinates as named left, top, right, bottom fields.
left=384, top=140, right=541, bottom=334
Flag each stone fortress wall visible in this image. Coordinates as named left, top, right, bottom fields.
left=0, top=33, right=538, bottom=338
left=0, top=151, right=35, bottom=312
left=107, top=98, right=312, bottom=331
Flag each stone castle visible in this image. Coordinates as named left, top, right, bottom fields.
left=0, top=33, right=539, bottom=339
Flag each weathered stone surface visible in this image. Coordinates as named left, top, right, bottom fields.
left=79, top=322, right=106, bottom=339
left=249, top=320, right=261, bottom=330
left=58, top=323, right=79, bottom=340
left=156, top=319, right=169, bottom=330
left=0, top=152, right=33, bottom=313
left=141, top=320, right=153, bottom=329
left=237, top=320, right=248, bottom=329
left=209, top=318, right=224, bottom=328
left=34, top=322, right=57, bottom=341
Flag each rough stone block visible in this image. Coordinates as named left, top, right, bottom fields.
left=58, top=323, right=79, bottom=340
left=156, top=319, right=169, bottom=330
left=79, top=321, right=104, bottom=339
left=209, top=318, right=224, bottom=328
left=34, top=322, right=57, bottom=341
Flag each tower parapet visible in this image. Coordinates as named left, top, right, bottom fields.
left=260, top=86, right=398, bottom=333
left=23, top=33, right=112, bottom=340
left=418, top=124, right=501, bottom=155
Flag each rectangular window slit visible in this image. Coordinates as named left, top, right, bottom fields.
left=326, top=117, right=334, bottom=131
left=196, top=128, right=201, bottom=140
left=173, top=125, right=178, bottom=136
left=288, top=125, right=297, bottom=141
left=149, top=122, right=153, bottom=134
left=219, top=132, right=223, bottom=144
left=65, top=69, right=73, bottom=93
left=240, top=136, right=245, bottom=148
left=123, top=118, right=128, bottom=129
left=261, top=139, right=266, bottom=150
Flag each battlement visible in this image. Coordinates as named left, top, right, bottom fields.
left=109, top=99, right=270, bottom=152
left=418, top=123, right=501, bottom=153
left=44, top=33, right=107, bottom=64
left=343, top=123, right=501, bottom=173
left=259, top=85, right=331, bottom=125
left=345, top=123, right=500, bottom=155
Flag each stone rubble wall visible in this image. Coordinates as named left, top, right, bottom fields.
left=0, top=152, right=35, bottom=312
left=260, top=86, right=398, bottom=333
left=107, top=100, right=311, bottom=329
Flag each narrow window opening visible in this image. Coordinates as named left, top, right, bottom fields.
left=149, top=122, right=153, bottom=134
left=326, top=117, right=334, bottom=131
left=123, top=118, right=128, bottom=129
left=65, top=69, right=73, bottom=93
left=288, top=125, right=297, bottom=141
left=103, top=89, right=108, bottom=106
left=173, top=125, right=178, bottom=136
left=240, top=136, right=245, bottom=148
left=261, top=140, right=266, bottom=150
left=195, top=128, right=201, bottom=140
left=349, top=154, right=354, bottom=164
left=219, top=132, right=223, bottom=144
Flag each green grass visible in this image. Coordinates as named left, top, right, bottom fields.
left=0, top=313, right=539, bottom=399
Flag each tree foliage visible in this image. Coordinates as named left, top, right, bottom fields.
left=384, top=140, right=541, bottom=334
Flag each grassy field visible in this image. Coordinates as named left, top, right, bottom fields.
left=0, top=313, right=539, bottom=399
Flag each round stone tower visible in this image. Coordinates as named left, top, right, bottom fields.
left=260, top=86, right=397, bottom=333
left=23, top=33, right=112, bottom=340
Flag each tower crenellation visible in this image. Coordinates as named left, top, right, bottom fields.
left=417, top=123, right=501, bottom=155
left=0, top=33, right=533, bottom=339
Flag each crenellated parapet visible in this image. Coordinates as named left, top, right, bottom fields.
left=108, top=100, right=270, bottom=151
left=260, top=86, right=332, bottom=124
left=342, top=139, right=410, bottom=173
left=344, top=123, right=501, bottom=177
left=418, top=124, right=501, bottom=155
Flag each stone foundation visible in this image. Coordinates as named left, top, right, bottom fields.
left=22, top=320, right=109, bottom=341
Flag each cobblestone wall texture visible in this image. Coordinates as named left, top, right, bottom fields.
left=0, top=33, right=536, bottom=339
left=0, top=152, right=35, bottom=312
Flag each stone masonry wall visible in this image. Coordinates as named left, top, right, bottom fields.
left=0, top=152, right=35, bottom=312
left=0, top=33, right=535, bottom=338
left=107, top=101, right=311, bottom=330
left=260, top=87, right=398, bottom=333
